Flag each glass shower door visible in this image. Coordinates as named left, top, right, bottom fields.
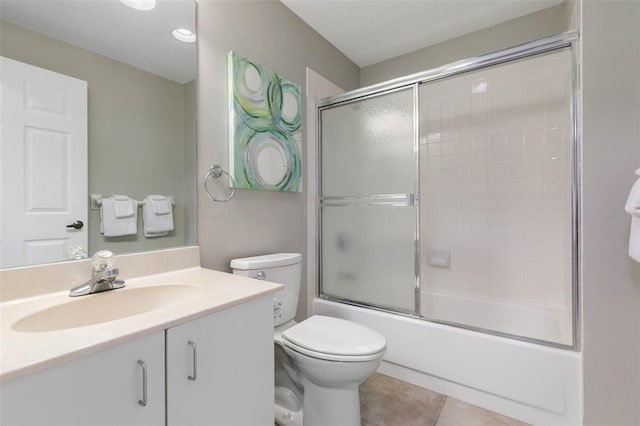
left=417, top=49, right=575, bottom=346
left=319, top=88, right=418, bottom=314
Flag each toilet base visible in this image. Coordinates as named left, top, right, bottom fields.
left=275, top=386, right=303, bottom=426
left=275, top=402, right=303, bottom=426
left=300, top=375, right=361, bottom=426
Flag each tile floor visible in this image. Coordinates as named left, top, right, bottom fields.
left=360, top=373, right=530, bottom=426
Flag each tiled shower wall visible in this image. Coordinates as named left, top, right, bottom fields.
left=419, top=49, right=572, bottom=311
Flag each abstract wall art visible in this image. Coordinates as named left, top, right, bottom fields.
left=228, top=51, right=302, bottom=192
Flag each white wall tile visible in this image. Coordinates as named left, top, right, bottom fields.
left=419, top=50, right=572, bottom=316
left=427, top=142, right=442, bottom=157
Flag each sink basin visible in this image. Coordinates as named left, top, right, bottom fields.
left=12, top=284, right=203, bottom=333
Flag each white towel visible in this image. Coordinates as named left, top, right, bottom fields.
left=111, top=195, right=135, bottom=218
left=100, top=197, right=138, bottom=237
left=149, top=194, right=172, bottom=215
left=142, top=195, right=174, bottom=237
left=625, top=169, right=640, bottom=262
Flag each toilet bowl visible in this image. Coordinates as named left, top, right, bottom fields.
left=231, top=253, right=387, bottom=426
left=282, top=315, right=385, bottom=426
left=283, top=349, right=382, bottom=426
left=275, top=385, right=303, bottom=426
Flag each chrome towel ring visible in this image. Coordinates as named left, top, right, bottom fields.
left=204, top=165, right=235, bottom=202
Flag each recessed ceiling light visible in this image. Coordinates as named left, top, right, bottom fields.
left=172, top=28, right=197, bottom=43
left=120, top=0, right=156, bottom=11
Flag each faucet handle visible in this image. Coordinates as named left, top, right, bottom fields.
left=92, top=250, right=116, bottom=272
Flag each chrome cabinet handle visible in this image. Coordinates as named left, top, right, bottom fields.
left=138, top=360, right=147, bottom=407
left=188, top=340, right=197, bottom=381
left=256, top=271, right=266, bottom=280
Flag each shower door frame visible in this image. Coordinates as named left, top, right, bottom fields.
left=316, top=30, right=581, bottom=350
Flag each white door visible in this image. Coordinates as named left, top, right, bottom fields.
left=0, top=56, right=87, bottom=268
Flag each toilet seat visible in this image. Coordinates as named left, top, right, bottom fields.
left=281, top=315, right=386, bottom=362
left=283, top=339, right=385, bottom=362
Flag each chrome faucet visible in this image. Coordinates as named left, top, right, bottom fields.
left=69, top=250, right=125, bottom=297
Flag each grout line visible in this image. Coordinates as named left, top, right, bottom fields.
left=434, top=396, right=448, bottom=426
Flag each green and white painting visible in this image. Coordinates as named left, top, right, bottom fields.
left=228, top=51, right=302, bottom=192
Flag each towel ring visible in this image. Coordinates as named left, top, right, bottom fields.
left=204, top=165, right=235, bottom=202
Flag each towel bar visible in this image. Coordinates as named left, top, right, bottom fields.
left=90, top=195, right=175, bottom=210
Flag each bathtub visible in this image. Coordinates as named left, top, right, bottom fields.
left=420, top=291, right=573, bottom=346
left=313, top=298, right=582, bottom=425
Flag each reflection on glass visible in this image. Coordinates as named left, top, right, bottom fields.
left=0, top=0, right=197, bottom=268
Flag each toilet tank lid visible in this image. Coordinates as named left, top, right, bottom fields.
left=230, top=253, right=302, bottom=270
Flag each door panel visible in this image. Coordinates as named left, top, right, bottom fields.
left=321, top=88, right=415, bottom=198
left=319, top=87, right=418, bottom=314
left=166, top=297, right=274, bottom=426
left=1, top=56, right=87, bottom=267
left=321, top=204, right=416, bottom=312
left=0, top=331, right=165, bottom=426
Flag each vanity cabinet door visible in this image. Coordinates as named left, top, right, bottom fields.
left=0, top=331, right=165, bottom=426
left=166, top=295, right=274, bottom=426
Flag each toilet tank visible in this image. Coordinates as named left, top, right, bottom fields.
left=230, top=253, right=302, bottom=326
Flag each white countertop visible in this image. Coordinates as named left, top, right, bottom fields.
left=0, top=267, right=282, bottom=383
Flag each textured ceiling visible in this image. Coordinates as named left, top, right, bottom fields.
left=280, top=0, right=564, bottom=67
left=0, top=0, right=195, bottom=83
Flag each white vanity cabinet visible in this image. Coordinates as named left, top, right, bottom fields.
left=0, top=331, right=165, bottom=426
left=166, top=296, right=274, bottom=426
left=1, top=295, right=274, bottom=426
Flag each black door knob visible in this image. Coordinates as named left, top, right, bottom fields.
left=66, top=220, right=84, bottom=230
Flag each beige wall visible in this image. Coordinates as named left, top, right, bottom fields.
left=183, top=80, right=198, bottom=248
left=196, top=0, right=359, bottom=318
left=581, top=1, right=640, bottom=424
left=360, top=4, right=568, bottom=87
left=564, top=0, right=580, bottom=32
left=0, top=21, right=197, bottom=257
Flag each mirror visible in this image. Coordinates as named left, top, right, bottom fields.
left=0, top=0, right=197, bottom=268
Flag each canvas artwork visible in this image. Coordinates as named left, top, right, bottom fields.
left=228, top=51, right=302, bottom=192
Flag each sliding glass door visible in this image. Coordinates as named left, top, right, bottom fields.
left=317, top=41, right=577, bottom=348
left=319, top=87, right=418, bottom=313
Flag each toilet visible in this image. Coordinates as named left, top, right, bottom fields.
left=231, top=253, right=386, bottom=426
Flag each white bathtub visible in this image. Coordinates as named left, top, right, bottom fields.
left=313, top=298, right=582, bottom=425
left=420, top=291, right=573, bottom=346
